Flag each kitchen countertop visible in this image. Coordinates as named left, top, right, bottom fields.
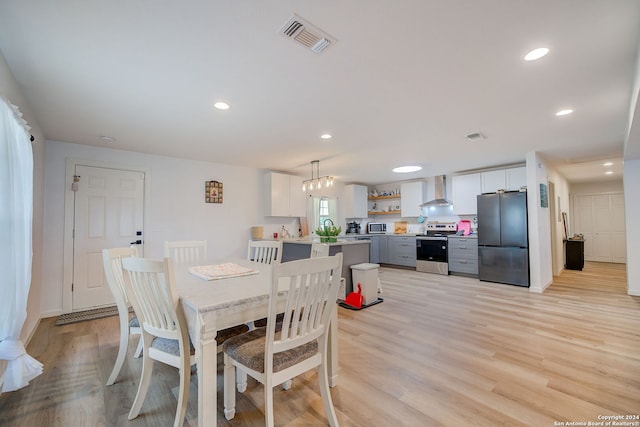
left=269, top=238, right=370, bottom=246
left=447, top=234, right=478, bottom=239
left=272, top=233, right=479, bottom=242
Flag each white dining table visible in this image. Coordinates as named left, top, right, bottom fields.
left=175, top=259, right=340, bottom=427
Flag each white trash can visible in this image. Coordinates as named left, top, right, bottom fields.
left=350, top=263, right=380, bottom=305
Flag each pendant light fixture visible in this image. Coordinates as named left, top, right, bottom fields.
left=302, top=160, right=334, bottom=192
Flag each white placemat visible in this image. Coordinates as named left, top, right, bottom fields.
left=189, top=263, right=260, bottom=281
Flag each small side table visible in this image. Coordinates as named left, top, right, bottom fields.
left=565, top=239, right=585, bottom=270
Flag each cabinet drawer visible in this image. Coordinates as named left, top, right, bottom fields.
left=447, top=238, right=478, bottom=250
left=448, top=257, right=479, bottom=274
left=388, top=237, right=416, bottom=267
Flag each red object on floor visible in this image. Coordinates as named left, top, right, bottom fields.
left=344, top=283, right=364, bottom=309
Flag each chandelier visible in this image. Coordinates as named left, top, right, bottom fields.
left=302, top=160, right=334, bottom=192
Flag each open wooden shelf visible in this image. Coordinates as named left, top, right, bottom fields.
left=368, top=195, right=400, bottom=200
left=368, top=210, right=401, bottom=215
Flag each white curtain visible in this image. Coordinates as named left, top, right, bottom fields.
left=0, top=97, right=43, bottom=392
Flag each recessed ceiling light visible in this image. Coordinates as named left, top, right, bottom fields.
left=393, top=165, right=422, bottom=173
left=555, top=109, right=573, bottom=116
left=602, top=162, right=613, bottom=166
left=320, top=133, right=332, bottom=140
left=605, top=171, right=614, bottom=175
left=214, top=102, right=230, bottom=110
left=524, top=47, right=549, bottom=61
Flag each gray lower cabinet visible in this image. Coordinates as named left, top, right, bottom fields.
left=378, top=236, right=389, bottom=263
left=369, top=236, right=380, bottom=263
left=387, top=236, right=416, bottom=267
left=448, top=236, right=478, bottom=276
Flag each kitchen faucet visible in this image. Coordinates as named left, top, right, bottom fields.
left=323, top=219, right=334, bottom=229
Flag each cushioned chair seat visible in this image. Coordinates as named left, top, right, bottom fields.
left=252, top=313, right=284, bottom=328
left=222, top=327, right=317, bottom=373
left=151, top=337, right=196, bottom=356
left=216, top=324, right=250, bottom=344
left=150, top=324, right=248, bottom=357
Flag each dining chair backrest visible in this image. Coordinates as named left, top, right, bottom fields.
left=164, top=240, right=207, bottom=266
left=103, top=246, right=139, bottom=308
left=268, top=253, right=343, bottom=359
left=310, top=242, right=329, bottom=258
left=121, top=257, right=187, bottom=342
left=247, top=240, right=282, bottom=265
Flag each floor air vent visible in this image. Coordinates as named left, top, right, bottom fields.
left=279, top=14, right=336, bottom=54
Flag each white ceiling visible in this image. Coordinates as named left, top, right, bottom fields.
left=1, top=0, right=639, bottom=185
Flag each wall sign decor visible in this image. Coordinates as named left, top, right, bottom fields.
left=205, top=180, right=223, bottom=203
left=539, top=183, right=548, bottom=208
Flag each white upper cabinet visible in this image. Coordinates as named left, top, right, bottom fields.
left=401, top=181, right=428, bottom=217
left=480, top=167, right=526, bottom=193
left=505, top=167, right=527, bottom=191
left=452, top=173, right=481, bottom=215
left=480, top=170, right=506, bottom=194
left=265, top=172, right=306, bottom=217
left=343, top=184, right=368, bottom=218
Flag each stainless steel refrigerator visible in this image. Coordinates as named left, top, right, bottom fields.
left=477, top=192, right=530, bottom=287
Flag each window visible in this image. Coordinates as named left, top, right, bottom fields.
left=319, top=198, right=330, bottom=228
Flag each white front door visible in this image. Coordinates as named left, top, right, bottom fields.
left=72, top=165, right=144, bottom=310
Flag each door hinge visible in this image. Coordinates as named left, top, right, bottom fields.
left=72, top=229, right=75, bottom=238
left=71, top=283, right=74, bottom=292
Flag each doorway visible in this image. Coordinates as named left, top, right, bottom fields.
left=62, top=160, right=147, bottom=313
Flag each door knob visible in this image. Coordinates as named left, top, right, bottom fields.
left=130, top=239, right=143, bottom=245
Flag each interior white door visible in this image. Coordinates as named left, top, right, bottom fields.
left=573, top=193, right=626, bottom=264
left=73, top=165, right=144, bottom=310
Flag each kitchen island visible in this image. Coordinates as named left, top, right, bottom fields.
left=281, top=239, right=370, bottom=294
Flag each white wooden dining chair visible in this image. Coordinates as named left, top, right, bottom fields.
left=164, top=239, right=250, bottom=348
left=249, top=239, right=283, bottom=329
left=121, top=257, right=196, bottom=427
left=310, top=242, right=330, bottom=258
left=102, top=246, right=143, bottom=386
left=164, top=239, right=207, bottom=266
left=222, top=253, right=343, bottom=427
left=247, top=239, right=282, bottom=264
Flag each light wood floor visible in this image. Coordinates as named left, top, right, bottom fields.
left=1, top=262, right=638, bottom=426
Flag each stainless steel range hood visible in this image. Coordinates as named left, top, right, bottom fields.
left=419, top=175, right=452, bottom=207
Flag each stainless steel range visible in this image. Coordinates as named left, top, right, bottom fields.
left=416, top=223, right=457, bottom=275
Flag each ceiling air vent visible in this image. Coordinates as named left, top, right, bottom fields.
left=465, top=132, right=485, bottom=141
left=279, top=14, right=337, bottom=54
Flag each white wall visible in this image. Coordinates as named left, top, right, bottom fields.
left=570, top=180, right=624, bottom=195
left=547, top=168, right=571, bottom=276
left=526, top=152, right=553, bottom=293
left=0, top=52, right=45, bottom=345
left=624, top=160, right=640, bottom=295
left=41, top=140, right=294, bottom=316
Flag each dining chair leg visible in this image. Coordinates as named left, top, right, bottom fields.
left=223, top=354, right=236, bottom=420
left=236, top=368, right=247, bottom=393
left=173, top=359, right=191, bottom=427
left=264, top=379, right=275, bottom=427
left=128, top=346, right=154, bottom=420
left=318, top=348, right=339, bottom=427
left=106, top=312, right=130, bottom=385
